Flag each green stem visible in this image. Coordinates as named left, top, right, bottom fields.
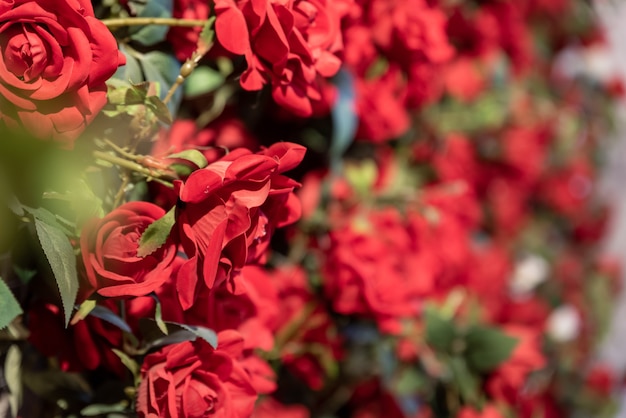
left=93, top=151, right=177, bottom=187
left=102, top=17, right=208, bottom=28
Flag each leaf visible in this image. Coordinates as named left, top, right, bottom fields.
left=6, top=191, right=23, bottom=216
left=330, top=68, right=357, bottom=172
left=0, top=277, right=22, bottom=329
left=424, top=308, right=456, bottom=353
left=177, top=324, right=218, bottom=348
left=128, top=0, right=173, bottom=46
left=112, top=349, right=140, bottom=383
left=395, top=368, right=425, bottom=396
left=197, top=16, right=217, bottom=53
left=151, top=293, right=168, bottom=335
left=23, top=205, right=73, bottom=236
left=12, top=266, right=36, bottom=284
left=89, top=305, right=132, bottom=334
left=5, top=344, right=21, bottom=417
left=71, top=299, right=96, bottom=325
left=137, top=206, right=176, bottom=257
left=140, top=319, right=218, bottom=349
left=137, top=51, right=182, bottom=114
left=464, top=326, right=519, bottom=373
left=22, top=369, right=91, bottom=403
left=34, top=219, right=78, bottom=326
left=448, top=356, right=480, bottom=404
left=146, top=95, right=173, bottom=125
left=81, top=403, right=129, bottom=416
left=167, top=149, right=208, bottom=169
left=184, top=66, right=225, bottom=98
left=113, top=44, right=143, bottom=85
left=170, top=163, right=194, bottom=177
left=107, top=84, right=147, bottom=106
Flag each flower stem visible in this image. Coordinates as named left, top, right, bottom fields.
left=102, top=17, right=208, bottom=28
left=93, top=151, right=177, bottom=187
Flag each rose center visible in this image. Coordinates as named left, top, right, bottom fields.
left=1, top=24, right=48, bottom=81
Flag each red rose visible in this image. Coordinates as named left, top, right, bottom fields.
left=368, top=0, right=453, bottom=68
left=443, top=58, right=486, bottom=102
left=137, top=331, right=258, bottom=418
left=355, top=65, right=410, bottom=142
left=213, top=0, right=346, bottom=116
left=28, top=302, right=125, bottom=376
left=152, top=117, right=259, bottom=166
left=153, top=265, right=280, bottom=352
left=174, top=143, right=304, bottom=309
left=167, top=0, right=210, bottom=61
left=322, top=207, right=430, bottom=333
left=0, top=0, right=125, bottom=145
left=486, top=326, right=546, bottom=404
left=584, top=364, right=615, bottom=397
left=456, top=405, right=503, bottom=418
left=252, top=397, right=309, bottom=418
left=268, top=265, right=342, bottom=389
left=80, top=201, right=177, bottom=298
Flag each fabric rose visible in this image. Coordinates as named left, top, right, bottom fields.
left=486, top=326, right=547, bottom=404
left=150, top=264, right=280, bottom=352
left=0, top=0, right=125, bottom=145
left=213, top=0, right=347, bottom=116
left=174, top=142, right=305, bottom=309
left=457, top=405, right=504, bottom=418
left=252, top=397, right=309, bottom=418
left=152, top=116, right=258, bottom=166
left=80, top=201, right=177, bottom=298
left=136, top=331, right=258, bottom=418
left=270, top=265, right=342, bottom=390
left=167, top=0, right=210, bottom=61
left=355, top=65, right=410, bottom=142
left=28, top=302, right=125, bottom=376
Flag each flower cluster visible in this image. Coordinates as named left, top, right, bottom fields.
left=0, top=0, right=624, bottom=417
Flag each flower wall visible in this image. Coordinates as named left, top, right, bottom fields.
left=0, top=0, right=623, bottom=417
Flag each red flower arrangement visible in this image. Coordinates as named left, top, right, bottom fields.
left=0, top=0, right=623, bottom=417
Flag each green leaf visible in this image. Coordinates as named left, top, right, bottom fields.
left=464, top=326, right=518, bottom=373
left=34, top=219, right=78, bottom=326
left=71, top=299, right=97, bottom=325
left=140, top=318, right=218, bottom=349
left=395, top=368, right=426, bottom=396
left=0, top=277, right=22, bottom=329
left=137, top=206, right=176, bottom=257
left=424, top=308, right=456, bottom=353
left=112, top=349, right=140, bottom=384
left=588, top=273, right=612, bottom=342
left=23, top=205, right=73, bottom=236
left=137, top=51, right=182, bottom=113
left=151, top=294, right=168, bottom=335
left=5, top=345, right=21, bottom=417
left=167, top=149, right=208, bottom=169
left=12, top=266, right=36, bottom=284
left=88, top=305, right=132, bottom=334
left=128, top=0, right=173, bottom=46
left=184, top=66, right=225, bottom=98
left=170, top=163, right=194, bottom=177
left=197, top=16, right=216, bottom=53
left=6, top=192, right=23, bottom=216
left=107, top=84, right=147, bottom=106
left=448, top=356, right=480, bottom=404
left=22, top=369, right=90, bottom=403
left=146, top=95, right=173, bottom=125
left=81, top=403, right=129, bottom=416
left=177, top=324, right=218, bottom=348
left=113, top=44, right=143, bottom=85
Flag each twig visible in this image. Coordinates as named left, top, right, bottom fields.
left=102, top=17, right=208, bottom=28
